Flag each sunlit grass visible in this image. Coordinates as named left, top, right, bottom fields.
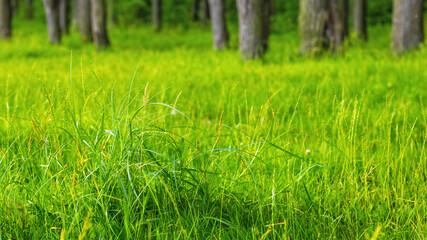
left=0, top=19, right=426, bottom=239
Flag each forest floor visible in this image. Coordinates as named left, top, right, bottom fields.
left=1, top=19, right=426, bottom=239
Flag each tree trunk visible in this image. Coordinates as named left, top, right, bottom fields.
left=152, top=0, right=161, bottom=32
left=299, top=0, right=328, bottom=54
left=261, top=0, right=273, bottom=52
left=391, top=0, right=424, bottom=55
left=11, top=0, right=18, bottom=17
left=299, top=0, right=349, bottom=54
left=208, top=0, right=228, bottom=50
left=201, top=0, right=209, bottom=26
left=79, top=0, right=92, bottom=42
left=0, top=0, right=12, bottom=39
left=326, top=0, right=349, bottom=50
left=192, top=0, right=200, bottom=22
left=353, top=0, right=367, bottom=40
left=43, top=0, right=61, bottom=44
left=59, top=0, right=70, bottom=34
left=91, top=0, right=110, bottom=49
left=237, top=0, right=270, bottom=60
left=26, top=0, right=33, bottom=19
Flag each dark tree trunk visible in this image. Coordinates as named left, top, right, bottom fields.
left=192, top=0, right=200, bottom=22
left=26, top=0, right=33, bottom=19
left=43, top=0, right=61, bottom=44
left=0, top=0, right=12, bottom=39
left=391, top=0, right=424, bottom=55
left=299, top=0, right=329, bottom=54
left=59, top=0, right=70, bottom=34
left=11, top=0, right=18, bottom=17
left=79, top=0, right=92, bottom=42
left=152, top=0, right=161, bottom=32
left=208, top=0, right=228, bottom=49
left=261, top=0, right=273, bottom=52
left=326, top=0, right=349, bottom=50
left=201, top=0, right=209, bottom=26
left=91, top=0, right=110, bottom=49
left=237, top=0, right=270, bottom=60
left=353, top=0, right=367, bottom=40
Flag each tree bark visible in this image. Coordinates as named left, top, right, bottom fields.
left=192, top=0, right=200, bottom=22
left=26, top=0, right=33, bottom=19
left=43, top=0, right=61, bottom=44
left=152, top=0, right=161, bottom=32
left=326, top=0, right=349, bottom=50
left=391, top=0, right=424, bottom=55
left=91, top=0, right=110, bottom=49
left=299, top=0, right=349, bottom=54
left=11, top=0, right=18, bottom=17
left=79, top=0, right=92, bottom=42
left=0, top=0, right=12, bottom=39
left=237, top=0, right=271, bottom=60
left=353, top=0, right=367, bottom=40
left=201, top=0, right=209, bottom=26
left=261, top=0, right=273, bottom=52
left=208, top=0, right=228, bottom=50
left=299, top=0, right=329, bottom=54
left=59, top=0, right=70, bottom=34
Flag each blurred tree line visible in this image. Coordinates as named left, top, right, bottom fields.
left=6, top=0, right=395, bottom=28
left=99, top=0, right=395, bottom=28
left=0, top=0, right=425, bottom=58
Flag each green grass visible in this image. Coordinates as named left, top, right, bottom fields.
left=0, top=19, right=426, bottom=239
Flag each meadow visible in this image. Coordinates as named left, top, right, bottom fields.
left=0, top=19, right=426, bottom=239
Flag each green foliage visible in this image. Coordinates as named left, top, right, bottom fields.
left=101, top=0, right=397, bottom=27
left=114, top=0, right=196, bottom=27
left=0, top=18, right=426, bottom=239
left=114, top=0, right=152, bottom=25
left=274, top=0, right=395, bottom=26
left=17, top=0, right=403, bottom=28
left=367, top=0, right=393, bottom=25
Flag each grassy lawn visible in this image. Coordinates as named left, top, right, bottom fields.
left=0, top=19, right=426, bottom=239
